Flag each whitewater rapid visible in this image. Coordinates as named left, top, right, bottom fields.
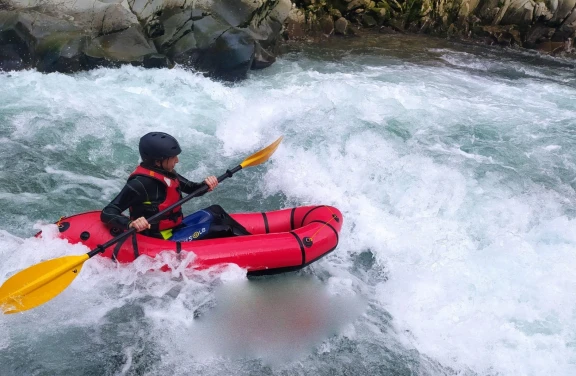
left=1, top=35, right=575, bottom=375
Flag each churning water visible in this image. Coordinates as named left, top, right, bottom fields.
left=1, top=34, right=575, bottom=375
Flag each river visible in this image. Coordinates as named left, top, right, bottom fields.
left=1, top=33, right=575, bottom=375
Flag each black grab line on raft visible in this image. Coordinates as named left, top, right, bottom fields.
left=111, top=231, right=139, bottom=261
left=176, top=242, right=182, bottom=254
left=132, top=232, right=139, bottom=259
left=300, top=205, right=326, bottom=227
left=308, top=220, right=339, bottom=244
left=112, top=235, right=127, bottom=261
left=290, top=208, right=296, bottom=231
left=261, top=212, right=269, bottom=234
left=289, top=231, right=306, bottom=265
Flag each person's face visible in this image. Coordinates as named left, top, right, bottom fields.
left=160, top=155, right=179, bottom=172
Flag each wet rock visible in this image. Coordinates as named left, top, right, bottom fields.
left=252, top=40, right=276, bottom=69
left=84, top=25, right=157, bottom=66
left=209, top=0, right=291, bottom=38
left=387, top=18, right=406, bottom=32
left=534, top=2, right=554, bottom=21
left=476, top=0, right=502, bottom=23
left=370, top=7, right=388, bottom=23
left=524, top=23, right=556, bottom=48
left=347, top=0, right=367, bottom=11
left=0, top=10, right=88, bottom=72
left=144, top=16, right=165, bottom=39
left=361, top=14, right=378, bottom=27
left=284, top=8, right=307, bottom=40
left=148, top=7, right=200, bottom=61
left=320, top=14, right=335, bottom=35
left=536, top=39, right=566, bottom=53
left=481, top=25, right=522, bottom=46
left=553, top=7, right=576, bottom=39
left=245, top=0, right=291, bottom=50
left=497, top=0, right=535, bottom=26
left=447, top=23, right=458, bottom=37
left=330, top=8, right=343, bottom=19
left=0, top=46, right=24, bottom=70
left=335, top=17, right=349, bottom=35
left=142, top=53, right=170, bottom=69
left=16, top=0, right=139, bottom=36
left=99, top=4, right=136, bottom=35
left=151, top=8, right=256, bottom=80
left=550, top=0, right=576, bottom=24
left=36, top=32, right=89, bottom=73
left=195, top=27, right=255, bottom=81
left=379, top=25, right=399, bottom=33
left=167, top=12, right=230, bottom=64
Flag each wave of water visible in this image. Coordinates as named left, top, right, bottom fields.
left=1, top=34, right=575, bottom=375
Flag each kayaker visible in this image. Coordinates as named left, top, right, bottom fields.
left=101, top=131, right=248, bottom=241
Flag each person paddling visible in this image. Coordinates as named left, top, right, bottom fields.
left=101, top=131, right=248, bottom=241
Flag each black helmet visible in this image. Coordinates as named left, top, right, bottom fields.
left=138, top=132, right=182, bottom=161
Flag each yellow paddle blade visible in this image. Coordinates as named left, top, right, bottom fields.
left=0, top=254, right=88, bottom=314
left=240, top=136, right=283, bottom=168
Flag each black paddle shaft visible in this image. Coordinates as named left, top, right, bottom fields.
left=87, top=165, right=242, bottom=258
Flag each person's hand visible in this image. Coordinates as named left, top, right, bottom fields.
left=204, top=176, right=218, bottom=191
left=129, top=216, right=150, bottom=232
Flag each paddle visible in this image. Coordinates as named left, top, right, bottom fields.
left=0, top=136, right=283, bottom=314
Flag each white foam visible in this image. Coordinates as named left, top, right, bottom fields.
left=544, top=145, right=562, bottom=151
left=241, top=62, right=576, bottom=374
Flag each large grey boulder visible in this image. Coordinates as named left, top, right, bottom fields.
left=0, top=10, right=88, bottom=72
left=496, top=0, right=535, bottom=26
left=5, top=0, right=138, bottom=34
left=83, top=25, right=158, bottom=68
left=0, top=0, right=158, bottom=70
left=209, top=0, right=291, bottom=68
left=145, top=8, right=255, bottom=79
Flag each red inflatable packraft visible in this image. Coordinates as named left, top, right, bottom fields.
left=46, top=205, right=343, bottom=275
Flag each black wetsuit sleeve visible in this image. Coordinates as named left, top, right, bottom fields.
left=178, top=174, right=207, bottom=195
left=100, top=176, right=158, bottom=229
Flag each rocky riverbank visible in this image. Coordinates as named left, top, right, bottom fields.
left=284, top=0, right=576, bottom=56
left=0, top=0, right=575, bottom=80
left=0, top=0, right=291, bottom=80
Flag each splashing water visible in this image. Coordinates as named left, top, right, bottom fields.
left=1, top=34, right=576, bottom=375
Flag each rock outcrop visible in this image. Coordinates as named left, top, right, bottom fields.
left=2, top=0, right=574, bottom=77
left=285, top=0, right=576, bottom=56
left=0, top=0, right=291, bottom=80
